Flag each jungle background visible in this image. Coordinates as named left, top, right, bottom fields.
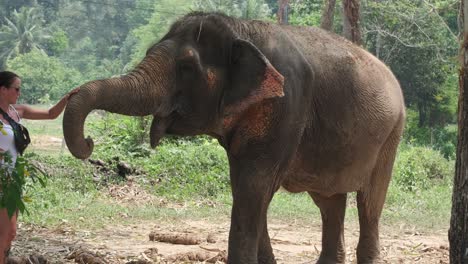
left=0, top=0, right=459, bottom=263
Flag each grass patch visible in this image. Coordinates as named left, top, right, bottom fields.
left=383, top=182, right=452, bottom=230
left=268, top=191, right=320, bottom=223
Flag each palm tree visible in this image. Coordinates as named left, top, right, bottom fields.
left=0, top=7, right=50, bottom=68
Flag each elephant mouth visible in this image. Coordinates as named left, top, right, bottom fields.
left=149, top=115, right=174, bottom=148
left=150, top=112, right=211, bottom=148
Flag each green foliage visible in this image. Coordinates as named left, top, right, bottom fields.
left=87, top=114, right=229, bottom=199
left=130, top=0, right=273, bottom=65
left=362, top=0, right=458, bottom=129
left=0, top=6, right=50, bottom=68
left=63, top=46, right=129, bottom=82
left=87, top=112, right=229, bottom=199
left=41, top=0, right=137, bottom=75
left=142, top=137, right=229, bottom=199
left=96, top=58, right=126, bottom=78
left=384, top=180, right=452, bottom=229
left=0, top=0, right=37, bottom=18
left=0, top=152, right=48, bottom=218
left=393, top=144, right=454, bottom=192
left=88, top=114, right=152, bottom=158
left=403, top=109, right=457, bottom=159
left=21, top=154, right=103, bottom=226
left=0, top=0, right=456, bottom=236
left=241, top=0, right=271, bottom=19
left=130, top=0, right=192, bottom=64
left=6, top=49, right=82, bottom=103
left=46, top=29, right=69, bottom=56
left=125, top=0, right=153, bottom=29
left=193, top=0, right=271, bottom=19
left=288, top=0, right=322, bottom=26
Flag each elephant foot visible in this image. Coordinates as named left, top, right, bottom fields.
left=357, top=244, right=381, bottom=264
left=357, top=256, right=382, bottom=264
left=258, top=255, right=276, bottom=264
left=316, top=254, right=345, bottom=264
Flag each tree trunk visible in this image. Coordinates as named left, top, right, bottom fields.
left=277, top=0, right=289, bottom=25
left=342, top=0, right=362, bottom=45
left=320, top=0, right=337, bottom=31
left=449, top=1, right=468, bottom=263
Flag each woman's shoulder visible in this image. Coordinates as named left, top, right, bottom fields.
left=10, top=104, right=22, bottom=121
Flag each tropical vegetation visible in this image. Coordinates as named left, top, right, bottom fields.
left=0, top=0, right=459, bottom=231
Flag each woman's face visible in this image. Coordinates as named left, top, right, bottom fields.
left=2, top=77, right=21, bottom=104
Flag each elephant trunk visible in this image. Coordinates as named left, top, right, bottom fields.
left=63, top=44, right=175, bottom=159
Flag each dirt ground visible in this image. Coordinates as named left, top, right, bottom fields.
left=11, top=217, right=449, bottom=264
left=13, top=136, right=449, bottom=263
left=11, top=181, right=450, bottom=264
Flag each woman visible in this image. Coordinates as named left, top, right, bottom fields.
left=0, top=71, right=78, bottom=264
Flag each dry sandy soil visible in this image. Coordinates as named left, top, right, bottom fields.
left=11, top=136, right=449, bottom=263
left=11, top=183, right=450, bottom=264
left=11, top=217, right=449, bottom=264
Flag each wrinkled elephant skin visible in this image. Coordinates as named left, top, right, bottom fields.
left=63, top=12, right=406, bottom=264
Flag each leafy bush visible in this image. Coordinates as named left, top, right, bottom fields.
left=87, top=113, right=230, bottom=199
left=46, top=29, right=69, bottom=56
left=403, top=109, right=457, bottom=159
left=7, top=50, right=83, bottom=103
left=393, top=144, right=454, bottom=192
left=0, top=152, right=48, bottom=217
left=141, top=137, right=229, bottom=199
left=288, top=0, right=322, bottom=26
left=88, top=113, right=152, bottom=158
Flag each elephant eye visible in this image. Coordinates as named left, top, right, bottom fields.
left=179, top=62, right=193, bottom=73
left=177, top=61, right=196, bottom=79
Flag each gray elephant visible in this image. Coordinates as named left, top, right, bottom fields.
left=63, top=12, right=405, bottom=264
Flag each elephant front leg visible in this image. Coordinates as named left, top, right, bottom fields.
left=258, top=222, right=277, bottom=264
left=227, top=172, right=277, bottom=264
left=228, top=193, right=273, bottom=264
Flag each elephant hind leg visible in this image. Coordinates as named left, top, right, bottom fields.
left=309, top=192, right=347, bottom=264
left=356, top=123, right=403, bottom=263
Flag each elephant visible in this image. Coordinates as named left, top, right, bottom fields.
left=63, top=12, right=405, bottom=264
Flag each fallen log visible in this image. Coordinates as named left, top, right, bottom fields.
left=165, top=250, right=227, bottom=263
left=149, top=232, right=203, bottom=245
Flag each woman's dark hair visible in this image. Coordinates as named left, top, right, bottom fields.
left=0, top=71, right=19, bottom=88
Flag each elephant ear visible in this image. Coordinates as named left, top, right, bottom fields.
left=223, top=39, right=284, bottom=116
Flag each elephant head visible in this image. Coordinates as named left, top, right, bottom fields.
left=63, top=13, right=284, bottom=159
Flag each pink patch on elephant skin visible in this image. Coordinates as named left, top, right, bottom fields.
left=259, top=63, right=285, bottom=99
left=206, top=68, right=217, bottom=90
left=225, top=102, right=275, bottom=155
left=240, top=102, right=274, bottom=138
left=224, top=63, right=284, bottom=117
